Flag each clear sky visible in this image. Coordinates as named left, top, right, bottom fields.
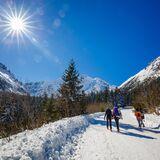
left=0, top=0, right=160, bottom=86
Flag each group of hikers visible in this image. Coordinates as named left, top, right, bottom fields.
left=104, top=106, right=122, bottom=132
left=104, top=106, right=145, bottom=132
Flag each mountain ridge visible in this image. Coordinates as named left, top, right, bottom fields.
left=0, top=63, right=27, bottom=94
left=0, top=62, right=111, bottom=96
left=0, top=56, right=159, bottom=96
left=24, top=74, right=111, bottom=97
left=119, top=56, right=160, bottom=90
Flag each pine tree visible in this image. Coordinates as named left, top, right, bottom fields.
left=58, top=60, right=86, bottom=117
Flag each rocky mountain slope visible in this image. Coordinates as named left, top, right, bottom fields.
left=119, top=56, right=160, bottom=91
left=0, top=63, right=26, bottom=94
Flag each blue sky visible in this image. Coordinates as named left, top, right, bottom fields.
left=0, top=0, right=160, bottom=85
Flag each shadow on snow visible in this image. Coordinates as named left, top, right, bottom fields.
left=90, top=118, right=157, bottom=140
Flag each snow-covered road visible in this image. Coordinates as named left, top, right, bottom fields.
left=73, top=109, right=160, bottom=160
left=0, top=109, right=160, bottom=160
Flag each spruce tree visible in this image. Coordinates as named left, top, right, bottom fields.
left=58, top=60, right=85, bottom=117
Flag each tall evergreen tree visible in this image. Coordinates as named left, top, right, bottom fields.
left=58, top=60, right=86, bottom=117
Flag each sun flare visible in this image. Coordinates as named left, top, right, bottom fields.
left=10, top=17, right=25, bottom=31
left=0, top=5, right=35, bottom=44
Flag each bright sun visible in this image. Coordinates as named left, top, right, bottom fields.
left=10, top=17, right=25, bottom=31
left=0, top=5, right=34, bottom=44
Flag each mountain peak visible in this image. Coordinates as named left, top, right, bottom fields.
left=0, top=63, right=112, bottom=96
left=119, top=56, right=160, bottom=90
left=25, top=75, right=111, bottom=97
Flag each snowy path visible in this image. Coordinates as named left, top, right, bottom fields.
left=0, top=109, right=160, bottom=160
left=73, top=109, right=160, bottom=160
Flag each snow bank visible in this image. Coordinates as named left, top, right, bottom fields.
left=145, top=113, right=160, bottom=129
left=0, top=114, right=101, bottom=160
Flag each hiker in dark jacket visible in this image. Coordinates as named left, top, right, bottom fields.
left=104, top=108, right=112, bottom=131
left=140, top=109, right=145, bottom=127
left=113, top=106, right=122, bottom=132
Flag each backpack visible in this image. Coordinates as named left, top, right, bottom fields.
left=135, top=112, right=142, bottom=119
left=113, top=107, right=120, bottom=117
left=141, top=114, right=145, bottom=119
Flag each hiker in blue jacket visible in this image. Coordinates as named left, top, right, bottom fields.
left=113, top=105, right=122, bottom=132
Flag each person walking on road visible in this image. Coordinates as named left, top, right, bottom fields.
left=113, top=106, right=122, bottom=132
left=104, top=108, right=112, bottom=131
left=135, top=109, right=142, bottom=128
left=140, top=109, right=145, bottom=127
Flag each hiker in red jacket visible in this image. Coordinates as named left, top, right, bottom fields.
left=135, top=109, right=142, bottom=128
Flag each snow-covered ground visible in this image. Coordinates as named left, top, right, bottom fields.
left=0, top=109, right=160, bottom=160
left=0, top=113, right=102, bottom=160
left=0, top=115, right=88, bottom=160
left=73, top=109, right=160, bottom=160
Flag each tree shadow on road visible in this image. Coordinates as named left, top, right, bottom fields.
left=90, top=118, right=157, bottom=139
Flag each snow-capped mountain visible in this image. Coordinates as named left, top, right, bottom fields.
left=119, top=56, right=160, bottom=90
left=25, top=75, right=110, bottom=97
left=0, top=63, right=26, bottom=94
left=81, top=75, right=110, bottom=94
left=0, top=62, right=111, bottom=96
left=24, top=79, right=61, bottom=97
